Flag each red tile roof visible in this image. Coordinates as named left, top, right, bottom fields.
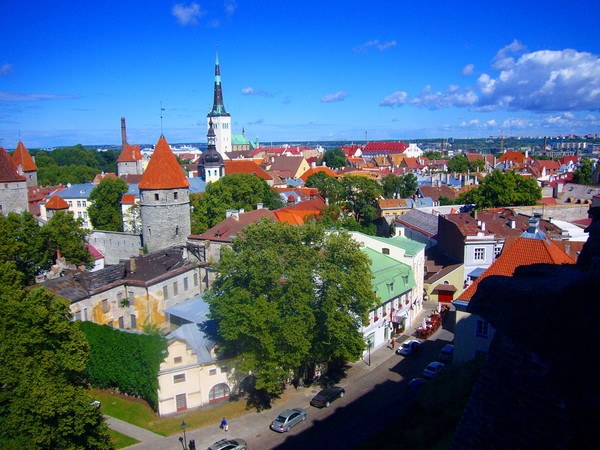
left=45, top=195, right=69, bottom=210
left=86, top=244, right=104, bottom=260
left=12, top=141, right=37, bottom=171
left=224, top=160, right=273, bottom=181
left=92, top=172, right=117, bottom=184
left=120, top=194, right=136, bottom=205
left=117, top=143, right=143, bottom=162
left=458, top=236, right=574, bottom=302
left=299, top=166, right=338, bottom=182
left=419, top=185, right=458, bottom=201
left=363, top=141, right=408, bottom=154
left=497, top=151, right=529, bottom=165
left=190, top=209, right=277, bottom=242
left=0, top=147, right=26, bottom=182
left=138, top=135, right=190, bottom=190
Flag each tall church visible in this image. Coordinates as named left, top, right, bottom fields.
left=207, top=52, right=231, bottom=159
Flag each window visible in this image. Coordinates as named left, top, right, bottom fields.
left=388, top=282, right=394, bottom=293
left=174, top=356, right=182, bottom=364
left=128, top=291, right=135, bottom=305
left=209, top=383, right=230, bottom=402
left=476, top=319, right=490, bottom=338
left=118, top=316, right=124, bottom=329
left=174, top=192, right=178, bottom=200
left=74, top=310, right=81, bottom=321
left=193, top=273, right=198, bottom=286
left=173, top=281, right=178, bottom=296
left=474, top=247, right=485, bottom=261
left=175, top=226, right=179, bottom=236
left=131, top=314, right=137, bottom=329
left=209, top=369, right=217, bottom=376
left=494, top=246, right=502, bottom=258
left=68, top=201, right=73, bottom=207
left=77, top=201, right=81, bottom=207
left=382, top=248, right=390, bottom=255
left=82, top=201, right=86, bottom=207
left=173, top=374, right=186, bottom=384
left=220, top=366, right=229, bottom=373
left=83, top=308, right=88, bottom=321
left=117, top=292, right=123, bottom=302
left=183, top=277, right=189, bottom=290
left=175, top=393, right=187, bottom=412
left=102, top=299, right=109, bottom=313
left=163, top=286, right=169, bottom=299
left=154, top=193, right=159, bottom=201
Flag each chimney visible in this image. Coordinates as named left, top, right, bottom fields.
left=509, top=219, right=516, bottom=229
left=129, top=256, right=136, bottom=273
left=121, top=117, right=127, bottom=147
left=256, top=202, right=264, bottom=209
left=182, top=247, right=188, bottom=260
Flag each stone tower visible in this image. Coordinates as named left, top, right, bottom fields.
left=0, top=146, right=28, bottom=215
left=117, top=117, right=144, bottom=176
left=45, top=195, right=69, bottom=220
left=198, top=119, right=225, bottom=183
left=138, top=135, right=191, bottom=252
left=207, top=51, right=231, bottom=159
left=12, top=140, right=38, bottom=187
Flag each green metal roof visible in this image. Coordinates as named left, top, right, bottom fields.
left=363, top=247, right=415, bottom=304
left=355, top=232, right=426, bottom=257
left=232, top=134, right=251, bottom=145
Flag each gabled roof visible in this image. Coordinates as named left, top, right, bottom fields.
left=191, top=209, right=277, bottom=243
left=0, top=147, right=26, bottom=183
left=138, top=135, right=190, bottom=190
left=363, top=141, right=409, bottom=154
left=378, top=198, right=409, bottom=210
left=12, top=141, right=37, bottom=171
left=45, top=195, right=69, bottom=210
left=458, top=236, right=574, bottom=302
left=395, top=209, right=439, bottom=238
left=117, top=143, right=142, bottom=162
left=363, top=247, right=415, bottom=303
left=268, top=155, right=306, bottom=174
left=224, top=159, right=273, bottom=181
left=299, top=166, right=337, bottom=182
left=419, top=184, right=458, bottom=201
left=497, top=151, right=529, bottom=165
left=120, top=194, right=137, bottom=205
left=92, top=172, right=117, bottom=184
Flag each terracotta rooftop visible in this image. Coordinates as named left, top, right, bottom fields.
left=120, top=194, right=136, bottom=205
left=419, top=184, right=458, bottom=201
left=190, top=209, right=277, bottom=243
left=378, top=198, right=409, bottom=209
left=299, top=166, right=338, bottom=182
left=224, top=159, right=273, bottom=181
left=12, top=140, right=37, bottom=171
left=117, top=143, right=143, bottom=162
left=363, top=141, right=408, bottom=153
left=45, top=195, right=69, bottom=210
left=0, top=147, right=26, bottom=183
left=138, top=135, right=190, bottom=190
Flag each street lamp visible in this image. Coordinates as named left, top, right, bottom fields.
left=179, top=421, right=188, bottom=450
left=366, top=339, right=372, bottom=366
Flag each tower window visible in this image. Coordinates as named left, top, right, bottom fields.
left=174, top=192, right=178, bottom=200
left=175, top=226, right=179, bottom=236
left=154, top=193, right=159, bottom=201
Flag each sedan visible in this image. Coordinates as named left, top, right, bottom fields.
left=207, top=438, right=247, bottom=450
left=270, top=408, right=307, bottom=433
left=309, top=386, right=345, bottom=408
left=423, top=361, right=446, bottom=379
left=395, top=340, right=422, bottom=356
left=438, top=344, right=454, bottom=363
left=405, top=378, right=426, bottom=398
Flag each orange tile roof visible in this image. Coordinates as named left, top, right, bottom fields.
left=299, top=166, right=337, bottom=182
left=458, top=236, right=574, bottom=302
left=378, top=198, right=409, bottom=209
left=45, top=195, right=70, bottom=210
left=224, top=160, right=273, bottom=181
left=0, top=147, right=26, bottom=183
left=121, top=194, right=136, bottom=205
left=138, top=135, right=190, bottom=190
left=12, top=141, right=37, bottom=171
left=117, top=143, right=143, bottom=162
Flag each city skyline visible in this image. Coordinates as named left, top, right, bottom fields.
left=1, top=0, right=599, bottom=148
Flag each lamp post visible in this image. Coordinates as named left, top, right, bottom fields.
left=179, top=421, right=188, bottom=450
left=366, top=339, right=372, bottom=366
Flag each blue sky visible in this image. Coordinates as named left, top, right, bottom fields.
left=1, top=0, right=599, bottom=148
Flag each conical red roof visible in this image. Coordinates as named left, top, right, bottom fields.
left=138, top=135, right=190, bottom=190
left=117, top=143, right=143, bottom=162
left=12, top=140, right=37, bottom=171
left=45, top=195, right=69, bottom=210
left=0, top=147, right=26, bottom=183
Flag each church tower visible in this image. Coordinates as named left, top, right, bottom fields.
left=12, top=140, right=38, bottom=187
left=198, top=119, right=225, bottom=183
left=117, top=117, right=143, bottom=176
left=0, top=147, right=28, bottom=214
left=207, top=51, right=231, bottom=159
left=138, top=135, right=191, bottom=252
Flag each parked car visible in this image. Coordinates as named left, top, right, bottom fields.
left=395, top=340, right=422, bottom=356
left=270, top=408, right=307, bottom=433
left=310, top=386, right=345, bottom=408
left=207, top=438, right=247, bottom=450
left=423, top=361, right=446, bottom=379
left=405, top=378, right=426, bottom=398
left=438, top=344, right=454, bottom=363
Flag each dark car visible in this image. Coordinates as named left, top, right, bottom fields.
left=207, top=438, right=247, bottom=450
left=309, top=386, right=345, bottom=408
left=405, top=378, right=426, bottom=398
left=438, top=344, right=454, bottom=363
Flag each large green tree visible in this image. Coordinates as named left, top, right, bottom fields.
left=0, top=263, right=112, bottom=449
left=190, top=174, right=284, bottom=234
left=305, top=172, right=344, bottom=204
left=458, top=170, right=542, bottom=208
left=321, top=148, right=347, bottom=169
left=88, top=178, right=129, bottom=231
left=340, top=175, right=383, bottom=225
left=381, top=173, right=418, bottom=199
left=573, top=158, right=594, bottom=185
left=43, top=211, right=93, bottom=267
left=205, top=221, right=376, bottom=396
left=447, top=154, right=470, bottom=173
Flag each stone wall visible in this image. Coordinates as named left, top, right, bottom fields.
left=512, top=203, right=591, bottom=222
left=88, top=230, right=142, bottom=265
left=0, top=180, right=28, bottom=214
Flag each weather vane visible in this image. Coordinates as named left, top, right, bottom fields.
left=160, top=102, right=165, bottom=134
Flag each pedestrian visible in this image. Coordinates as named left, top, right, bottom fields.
left=391, top=337, right=396, bottom=349
left=220, top=417, right=228, bottom=431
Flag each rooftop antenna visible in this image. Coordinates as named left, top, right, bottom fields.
left=160, top=102, right=165, bottom=135
left=365, top=130, right=368, bottom=142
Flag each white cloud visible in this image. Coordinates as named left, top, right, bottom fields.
left=379, top=91, right=408, bottom=107
left=461, top=64, right=474, bottom=76
left=353, top=39, right=397, bottom=53
left=224, top=0, right=237, bottom=16
left=321, top=91, right=348, bottom=103
left=0, top=92, right=75, bottom=101
left=241, top=86, right=273, bottom=97
left=172, top=2, right=205, bottom=26
left=0, top=64, right=12, bottom=76
left=492, top=39, right=526, bottom=70
left=410, top=86, right=478, bottom=109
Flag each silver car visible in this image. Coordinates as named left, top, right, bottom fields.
left=270, top=408, right=307, bottom=433
left=207, top=438, right=247, bottom=450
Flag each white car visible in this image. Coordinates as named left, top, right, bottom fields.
left=423, top=361, right=446, bottom=379
left=395, top=340, right=422, bottom=356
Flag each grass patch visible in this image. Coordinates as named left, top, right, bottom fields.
left=108, top=429, right=138, bottom=449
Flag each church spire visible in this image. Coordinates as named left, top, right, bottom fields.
left=210, top=50, right=228, bottom=116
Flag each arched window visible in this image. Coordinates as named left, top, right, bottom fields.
left=209, top=383, right=230, bottom=402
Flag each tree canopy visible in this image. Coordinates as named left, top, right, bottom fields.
left=381, top=173, right=418, bottom=199
left=458, top=170, right=542, bottom=208
left=447, top=154, right=470, bottom=173
left=340, top=175, right=383, bottom=225
left=88, top=177, right=129, bottom=231
left=573, top=158, right=594, bottom=185
left=0, top=263, right=112, bottom=449
left=320, top=148, right=347, bottom=169
left=190, top=174, right=284, bottom=234
left=0, top=211, right=91, bottom=283
left=205, top=221, right=377, bottom=396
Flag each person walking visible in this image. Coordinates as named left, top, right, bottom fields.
left=391, top=337, right=396, bottom=350
left=220, top=418, right=228, bottom=432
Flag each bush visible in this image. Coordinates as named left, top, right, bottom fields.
left=79, top=322, right=167, bottom=411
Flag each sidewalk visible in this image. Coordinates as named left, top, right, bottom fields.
left=114, top=302, right=442, bottom=449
